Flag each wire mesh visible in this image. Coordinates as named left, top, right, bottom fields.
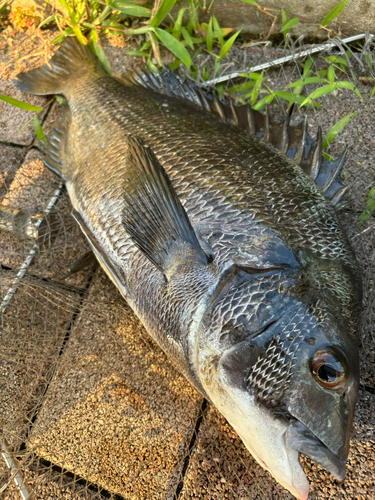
left=0, top=33, right=375, bottom=500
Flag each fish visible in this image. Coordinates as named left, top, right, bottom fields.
left=14, top=38, right=361, bottom=500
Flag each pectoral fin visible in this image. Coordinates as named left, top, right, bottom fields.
left=122, top=136, right=209, bottom=278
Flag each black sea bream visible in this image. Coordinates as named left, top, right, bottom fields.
left=15, top=38, right=361, bottom=499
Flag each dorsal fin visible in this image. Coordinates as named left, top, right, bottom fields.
left=122, top=136, right=209, bottom=278
left=121, top=67, right=349, bottom=207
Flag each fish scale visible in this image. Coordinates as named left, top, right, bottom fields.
left=15, top=38, right=362, bottom=500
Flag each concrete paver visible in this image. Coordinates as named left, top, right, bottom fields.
left=28, top=270, right=203, bottom=499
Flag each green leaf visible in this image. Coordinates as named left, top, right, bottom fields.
left=371, top=85, right=375, bottom=98
left=150, top=0, right=177, bottom=26
left=286, top=76, right=322, bottom=88
left=249, top=70, right=264, bottom=105
left=181, top=26, right=194, bottom=50
left=212, top=16, right=224, bottom=47
left=218, top=30, right=241, bottom=58
left=0, top=94, right=43, bottom=112
left=359, top=184, right=375, bottom=227
left=274, top=90, right=321, bottom=107
left=38, top=14, right=56, bottom=29
left=89, top=31, right=112, bottom=75
left=188, top=0, right=199, bottom=32
left=322, top=111, right=358, bottom=150
left=281, top=9, right=287, bottom=27
left=228, top=81, right=255, bottom=93
left=172, top=7, right=187, bottom=39
left=327, top=65, right=335, bottom=84
left=153, top=27, right=191, bottom=68
left=216, top=83, right=224, bottom=100
left=34, top=115, right=46, bottom=143
left=326, top=55, right=348, bottom=67
left=336, top=81, right=364, bottom=101
left=280, top=17, right=299, bottom=33
left=240, top=0, right=259, bottom=6
left=321, top=0, right=349, bottom=27
left=300, top=84, right=336, bottom=106
left=147, top=58, right=158, bottom=72
left=126, top=26, right=153, bottom=35
left=112, top=0, right=151, bottom=17
left=68, top=9, right=88, bottom=44
left=206, top=17, right=213, bottom=52
left=302, top=57, right=314, bottom=77
left=239, top=72, right=263, bottom=80
left=252, top=93, right=275, bottom=110
left=53, top=28, right=74, bottom=45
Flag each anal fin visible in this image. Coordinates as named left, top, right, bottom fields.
left=122, top=136, right=209, bottom=278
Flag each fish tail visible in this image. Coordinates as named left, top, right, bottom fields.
left=15, top=38, right=104, bottom=95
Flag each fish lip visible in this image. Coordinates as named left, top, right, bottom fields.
left=285, top=417, right=346, bottom=482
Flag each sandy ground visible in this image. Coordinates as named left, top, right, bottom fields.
left=0, top=33, right=374, bottom=500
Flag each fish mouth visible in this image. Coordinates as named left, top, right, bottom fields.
left=285, top=417, right=346, bottom=492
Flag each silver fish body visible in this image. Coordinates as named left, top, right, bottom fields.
left=15, top=39, right=361, bottom=499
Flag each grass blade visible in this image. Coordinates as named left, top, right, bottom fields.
left=212, top=16, right=224, bottom=47
left=112, top=0, right=151, bottom=17
left=206, top=17, right=213, bottom=52
left=327, top=65, right=335, bottom=83
left=252, top=94, right=275, bottom=110
left=89, top=30, right=112, bottom=75
left=228, top=81, right=255, bottom=93
left=53, top=28, right=74, bottom=45
left=34, top=115, right=46, bottom=142
left=153, top=27, right=191, bottom=68
left=274, top=90, right=320, bottom=107
left=181, top=26, right=194, bottom=49
left=322, top=111, right=358, bottom=150
left=69, top=10, right=88, bottom=44
left=249, top=70, right=264, bottom=105
left=172, top=7, right=187, bottom=39
left=218, top=30, right=241, bottom=58
left=188, top=0, right=199, bottom=32
left=321, top=0, right=349, bottom=26
left=300, top=84, right=336, bottom=106
left=286, top=76, right=322, bottom=88
left=150, top=0, right=178, bottom=27
left=336, top=81, right=364, bottom=101
left=280, top=17, right=299, bottom=33
left=0, top=94, right=43, bottom=112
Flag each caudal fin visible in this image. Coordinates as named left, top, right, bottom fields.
left=15, top=37, right=104, bottom=95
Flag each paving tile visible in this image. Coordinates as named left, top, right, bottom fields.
left=28, top=270, right=203, bottom=499
left=0, top=143, right=27, bottom=198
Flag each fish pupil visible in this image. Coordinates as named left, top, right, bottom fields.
left=318, top=363, right=339, bottom=382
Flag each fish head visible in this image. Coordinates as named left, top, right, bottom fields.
left=197, top=265, right=360, bottom=499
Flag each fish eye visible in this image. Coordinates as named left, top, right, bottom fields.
left=311, top=351, right=346, bottom=389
